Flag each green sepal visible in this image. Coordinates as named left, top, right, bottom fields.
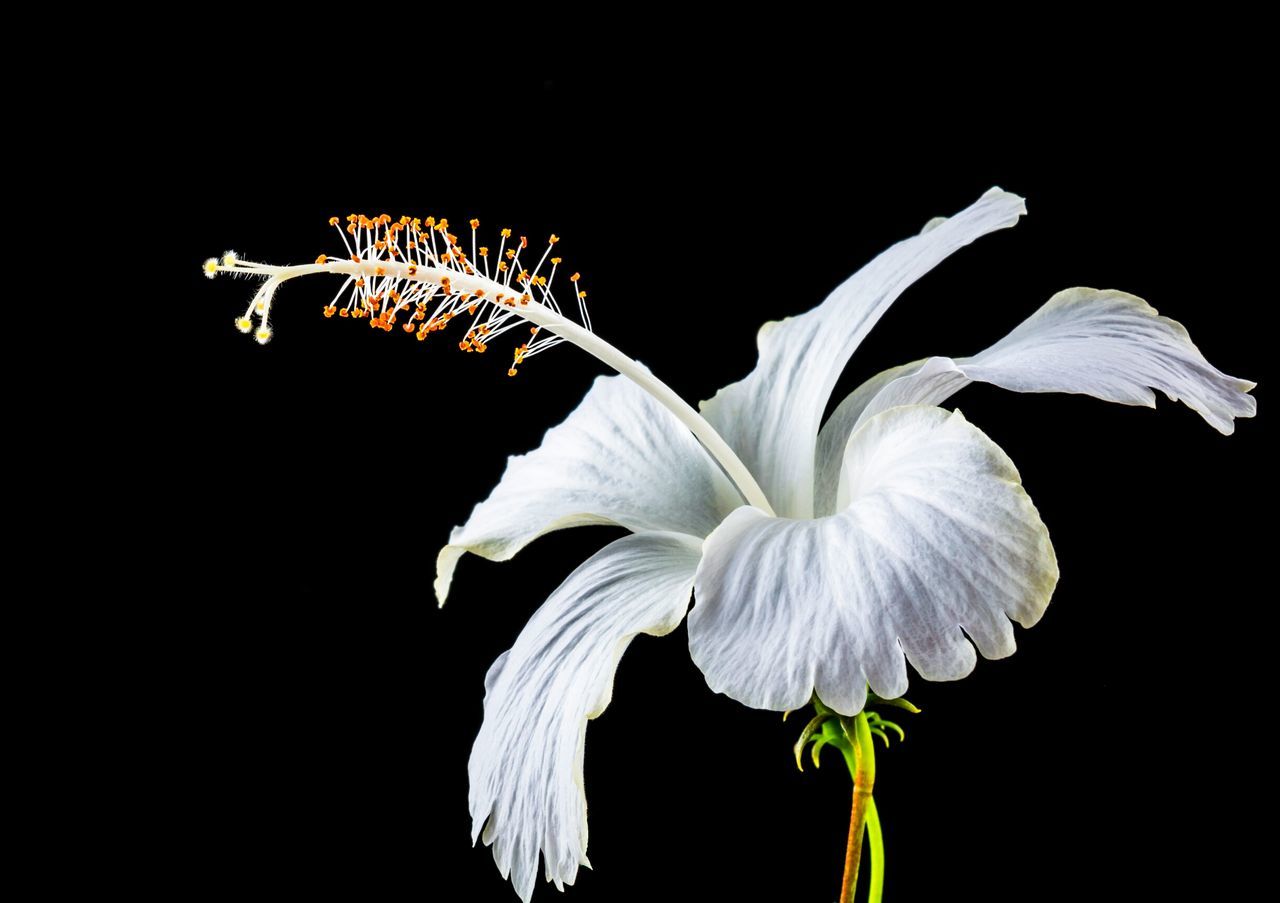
left=810, top=734, right=829, bottom=768
left=793, top=713, right=828, bottom=771
left=867, top=691, right=921, bottom=714
left=870, top=717, right=905, bottom=742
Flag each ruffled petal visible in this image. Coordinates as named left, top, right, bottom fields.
left=436, top=371, right=741, bottom=602
left=689, top=405, right=1058, bottom=716
left=699, top=187, right=1026, bottom=518
left=469, top=531, right=703, bottom=902
left=814, top=288, right=1257, bottom=515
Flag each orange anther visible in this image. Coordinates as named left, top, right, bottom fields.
left=519, top=236, right=528, bottom=249
left=468, top=303, right=478, bottom=314
left=316, top=254, right=328, bottom=264
left=323, top=305, right=336, bottom=318
left=500, top=228, right=512, bottom=238
left=347, top=223, right=357, bottom=234
left=508, top=368, right=518, bottom=377
left=328, top=217, right=340, bottom=226
left=459, top=340, right=470, bottom=351
left=356, top=278, right=366, bottom=287
left=549, top=234, right=560, bottom=244
left=578, top=291, right=587, bottom=299
left=339, top=308, right=349, bottom=318
left=408, top=264, right=418, bottom=276
left=479, top=247, right=489, bottom=257
left=375, top=266, right=386, bottom=276
left=403, top=323, right=415, bottom=333
left=469, top=218, right=480, bottom=229
left=550, top=257, right=562, bottom=265
left=570, top=272, right=580, bottom=282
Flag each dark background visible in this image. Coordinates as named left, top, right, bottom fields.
left=137, top=46, right=1270, bottom=902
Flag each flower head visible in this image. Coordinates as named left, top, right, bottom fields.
left=208, top=188, right=1255, bottom=901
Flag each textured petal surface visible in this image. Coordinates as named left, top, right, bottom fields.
left=690, top=406, right=1058, bottom=716
left=699, top=188, right=1026, bottom=518
left=436, top=371, right=741, bottom=602
left=469, top=532, right=703, bottom=902
left=813, top=288, right=1257, bottom=514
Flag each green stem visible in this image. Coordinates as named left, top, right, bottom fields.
left=839, top=712, right=877, bottom=903
left=865, top=795, right=884, bottom=903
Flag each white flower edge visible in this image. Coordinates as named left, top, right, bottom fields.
left=690, top=405, right=1059, bottom=716
left=435, top=372, right=741, bottom=603
left=469, top=531, right=703, bottom=902
left=813, top=288, right=1258, bottom=515
left=700, top=188, right=1027, bottom=519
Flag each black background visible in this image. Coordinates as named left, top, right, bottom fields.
left=142, top=40, right=1270, bottom=902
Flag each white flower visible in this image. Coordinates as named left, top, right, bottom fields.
left=441, top=189, right=1255, bottom=901
left=203, top=189, right=1255, bottom=901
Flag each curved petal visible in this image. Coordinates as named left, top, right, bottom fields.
left=436, top=371, right=741, bottom=603
left=813, top=288, right=1257, bottom=515
left=469, top=531, right=703, bottom=902
left=689, top=405, right=1058, bottom=717
left=699, top=187, right=1026, bottom=518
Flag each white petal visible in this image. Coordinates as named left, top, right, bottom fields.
left=436, top=371, right=741, bottom=603
left=689, top=406, right=1058, bottom=716
left=814, top=288, right=1257, bottom=515
left=699, top=187, right=1026, bottom=518
left=469, top=531, right=703, bottom=902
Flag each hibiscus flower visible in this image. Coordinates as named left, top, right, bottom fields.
left=206, top=187, right=1255, bottom=902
